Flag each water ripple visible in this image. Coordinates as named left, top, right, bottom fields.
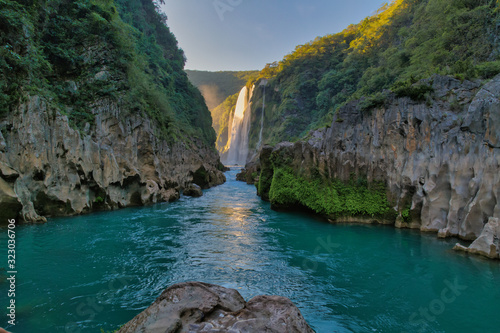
left=2, top=169, right=500, bottom=333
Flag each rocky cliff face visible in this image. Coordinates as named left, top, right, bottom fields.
left=0, top=96, right=225, bottom=223
left=256, top=75, right=500, bottom=258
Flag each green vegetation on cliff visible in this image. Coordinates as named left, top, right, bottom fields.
left=186, top=70, right=258, bottom=110
left=212, top=92, right=239, bottom=152
left=269, top=168, right=393, bottom=218
left=254, top=0, right=500, bottom=144
left=0, top=0, right=215, bottom=145
left=186, top=70, right=259, bottom=151
left=258, top=148, right=394, bottom=219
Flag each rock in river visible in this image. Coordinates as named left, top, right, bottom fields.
left=117, top=281, right=314, bottom=333
left=183, top=184, right=203, bottom=197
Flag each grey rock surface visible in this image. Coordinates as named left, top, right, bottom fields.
left=118, top=281, right=314, bottom=333
left=454, top=217, right=500, bottom=259
left=183, top=183, right=203, bottom=197
left=259, top=75, right=500, bottom=259
left=0, top=96, right=225, bottom=222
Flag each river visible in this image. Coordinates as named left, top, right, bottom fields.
left=1, top=168, right=499, bottom=332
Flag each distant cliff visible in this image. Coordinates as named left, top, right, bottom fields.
left=0, top=0, right=224, bottom=223
left=186, top=70, right=258, bottom=110
left=254, top=75, right=500, bottom=259
left=186, top=70, right=259, bottom=156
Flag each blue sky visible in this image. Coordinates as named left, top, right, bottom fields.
left=161, top=0, right=387, bottom=71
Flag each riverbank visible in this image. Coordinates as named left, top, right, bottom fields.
left=2, top=169, right=499, bottom=332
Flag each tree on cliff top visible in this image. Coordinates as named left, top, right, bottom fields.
left=254, top=0, right=500, bottom=144
left=0, top=0, right=216, bottom=146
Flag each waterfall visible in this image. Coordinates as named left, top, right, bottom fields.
left=256, top=80, right=267, bottom=150
left=224, top=85, right=254, bottom=165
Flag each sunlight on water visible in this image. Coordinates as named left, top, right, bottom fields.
left=1, top=168, right=499, bottom=333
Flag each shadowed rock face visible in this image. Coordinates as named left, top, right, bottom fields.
left=0, top=96, right=225, bottom=222
left=257, top=75, right=500, bottom=259
left=454, top=217, right=500, bottom=259
left=118, top=281, right=314, bottom=333
left=183, top=184, right=203, bottom=198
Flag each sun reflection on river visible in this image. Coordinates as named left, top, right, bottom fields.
left=5, top=168, right=500, bottom=333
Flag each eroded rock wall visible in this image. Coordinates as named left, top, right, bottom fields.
left=258, top=75, right=500, bottom=255
left=0, top=96, right=225, bottom=223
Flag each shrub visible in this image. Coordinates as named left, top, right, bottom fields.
left=391, top=80, right=434, bottom=101
left=401, top=207, right=411, bottom=222
left=359, top=92, right=388, bottom=112
left=476, top=61, right=500, bottom=79
left=268, top=167, right=394, bottom=219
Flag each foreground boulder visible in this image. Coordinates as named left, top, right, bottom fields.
left=117, top=281, right=314, bottom=333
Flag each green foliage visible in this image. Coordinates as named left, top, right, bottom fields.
left=257, top=163, right=274, bottom=199
left=476, top=60, right=500, bottom=79
left=186, top=70, right=258, bottom=110
left=268, top=167, right=394, bottom=218
left=94, top=196, right=104, bottom=203
left=401, top=207, right=411, bottom=222
left=391, top=79, right=434, bottom=101
left=251, top=0, right=500, bottom=145
left=0, top=0, right=216, bottom=146
left=359, top=92, right=388, bottom=112
left=0, top=0, right=50, bottom=115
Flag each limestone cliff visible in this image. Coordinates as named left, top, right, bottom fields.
left=0, top=0, right=226, bottom=224
left=256, top=75, right=500, bottom=258
left=0, top=96, right=225, bottom=223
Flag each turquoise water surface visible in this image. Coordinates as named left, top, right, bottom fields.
left=1, top=168, right=499, bottom=332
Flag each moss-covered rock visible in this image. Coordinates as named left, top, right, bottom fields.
left=268, top=167, right=395, bottom=220
left=257, top=143, right=396, bottom=222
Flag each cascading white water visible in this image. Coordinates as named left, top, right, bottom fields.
left=256, top=80, right=267, bottom=150
left=224, top=85, right=254, bottom=165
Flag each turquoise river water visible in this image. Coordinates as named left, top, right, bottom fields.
left=1, top=168, right=500, bottom=332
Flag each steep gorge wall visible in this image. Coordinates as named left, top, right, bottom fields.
left=0, top=0, right=226, bottom=224
left=256, top=75, right=500, bottom=257
left=0, top=96, right=225, bottom=223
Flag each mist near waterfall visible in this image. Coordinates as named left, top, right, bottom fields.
left=199, top=84, right=224, bottom=111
